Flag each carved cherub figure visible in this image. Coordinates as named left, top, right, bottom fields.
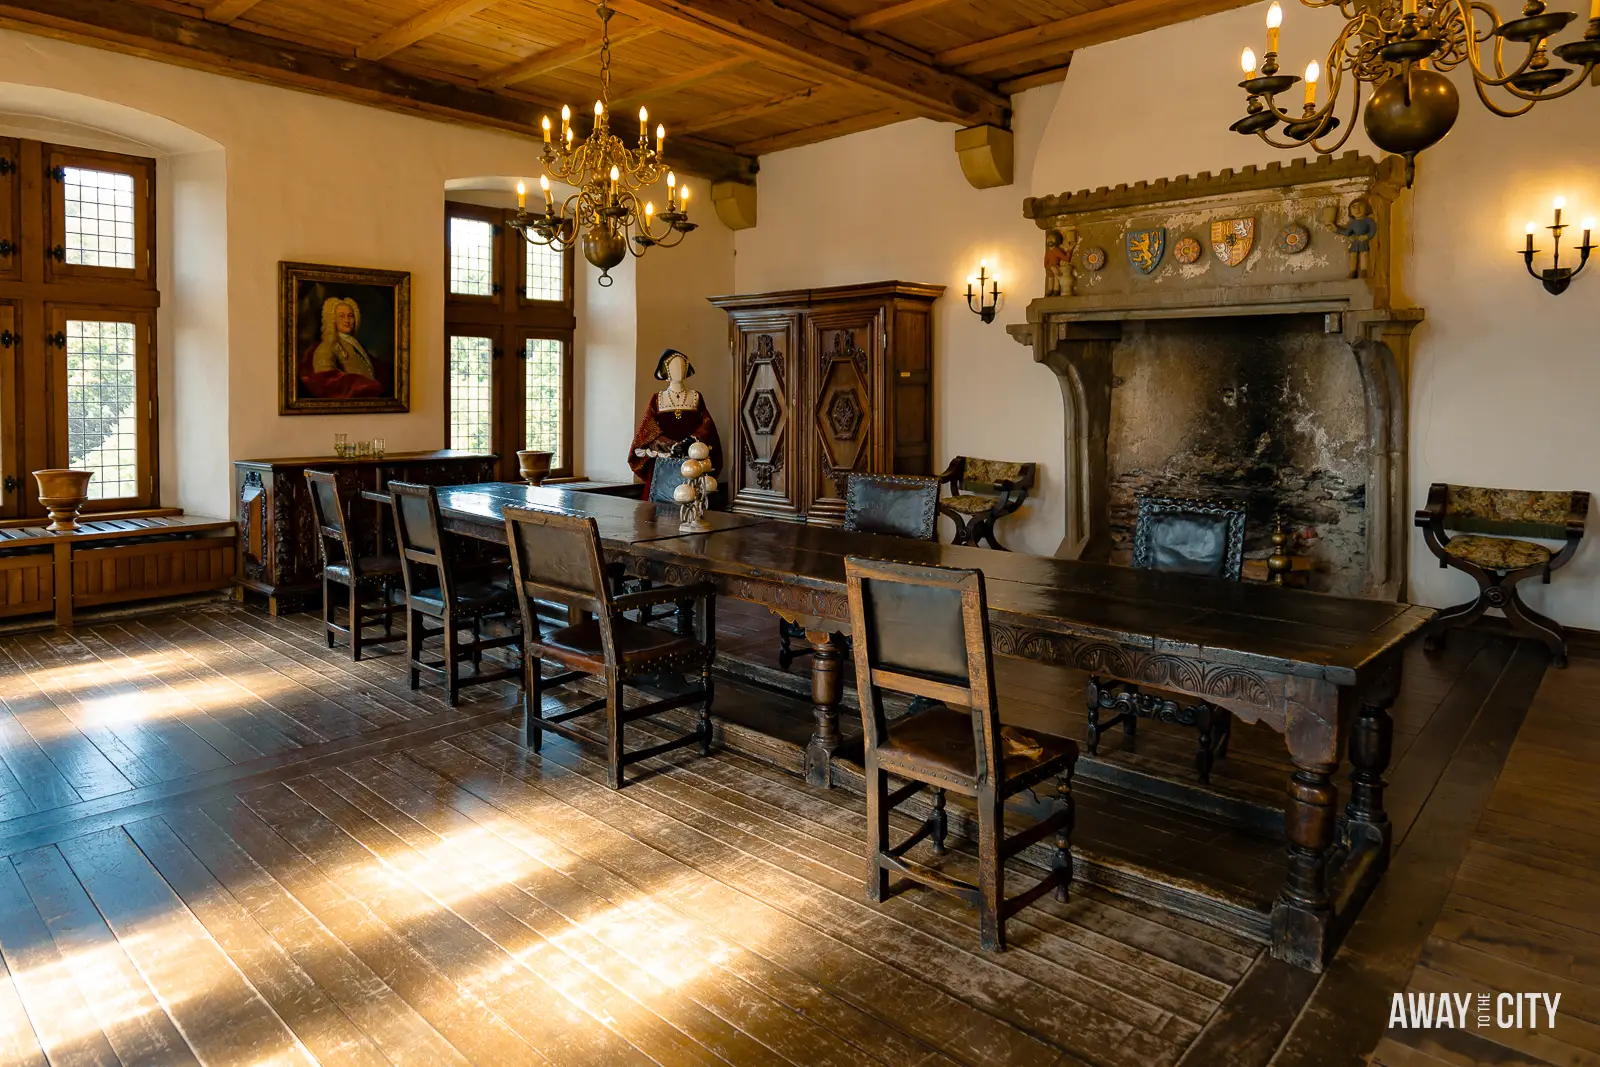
left=1328, top=196, right=1377, bottom=279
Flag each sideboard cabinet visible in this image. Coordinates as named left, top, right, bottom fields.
left=234, top=450, right=495, bottom=613
left=709, top=281, right=943, bottom=525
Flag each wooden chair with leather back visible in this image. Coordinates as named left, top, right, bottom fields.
left=1087, top=496, right=1247, bottom=783
left=779, top=472, right=941, bottom=670
left=846, top=556, right=1077, bottom=951
left=304, top=469, right=404, bottom=661
left=1415, top=483, right=1590, bottom=667
left=936, top=457, right=1037, bottom=550
left=504, top=505, right=719, bottom=788
left=387, top=481, right=523, bottom=705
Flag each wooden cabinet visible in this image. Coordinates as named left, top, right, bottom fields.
left=234, top=450, right=495, bottom=614
left=710, top=281, right=942, bottom=525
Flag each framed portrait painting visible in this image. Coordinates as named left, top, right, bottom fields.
left=279, top=261, right=411, bottom=414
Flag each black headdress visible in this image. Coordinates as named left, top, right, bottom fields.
left=653, top=348, right=695, bottom=381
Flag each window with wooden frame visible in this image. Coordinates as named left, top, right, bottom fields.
left=0, top=139, right=159, bottom=519
left=444, top=201, right=575, bottom=481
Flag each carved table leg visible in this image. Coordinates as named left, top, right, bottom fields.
left=1346, top=665, right=1398, bottom=859
left=805, top=630, right=843, bottom=788
left=1272, top=756, right=1339, bottom=971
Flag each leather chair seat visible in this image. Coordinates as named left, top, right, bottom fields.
left=323, top=555, right=402, bottom=584
left=1443, top=534, right=1551, bottom=572
left=876, top=704, right=1076, bottom=788
left=406, top=576, right=515, bottom=616
left=939, top=494, right=999, bottom=516
left=536, top=616, right=707, bottom=673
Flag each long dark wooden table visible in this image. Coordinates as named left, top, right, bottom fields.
left=424, top=482, right=1434, bottom=971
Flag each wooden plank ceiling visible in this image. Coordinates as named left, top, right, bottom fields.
left=0, top=0, right=1255, bottom=181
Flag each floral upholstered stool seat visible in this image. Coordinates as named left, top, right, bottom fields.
left=1416, top=483, right=1590, bottom=668
left=935, top=457, right=1037, bottom=551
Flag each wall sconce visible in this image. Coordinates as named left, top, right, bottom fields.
left=1522, top=197, right=1593, bottom=296
left=966, top=259, right=1001, bottom=323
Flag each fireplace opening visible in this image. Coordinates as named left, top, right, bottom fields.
left=1105, top=314, right=1369, bottom=595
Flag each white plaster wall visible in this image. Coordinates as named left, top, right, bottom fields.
left=0, top=28, right=731, bottom=513
left=736, top=5, right=1600, bottom=628
left=732, top=87, right=1067, bottom=553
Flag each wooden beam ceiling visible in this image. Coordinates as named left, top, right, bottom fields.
left=478, top=22, right=659, bottom=90
left=609, top=57, right=751, bottom=110
left=203, top=0, right=265, bottom=23
left=939, top=0, right=1259, bottom=75
left=675, top=85, right=830, bottom=134
left=848, top=0, right=962, bottom=33
left=356, top=0, right=501, bottom=61
left=0, top=0, right=756, bottom=182
left=618, top=0, right=1008, bottom=127
left=736, top=107, right=902, bottom=155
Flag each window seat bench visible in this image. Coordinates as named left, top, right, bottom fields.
left=0, top=516, right=237, bottom=628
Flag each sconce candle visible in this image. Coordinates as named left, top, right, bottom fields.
left=965, top=259, right=1002, bottom=324
left=1265, top=1, right=1282, bottom=55
left=1521, top=197, right=1594, bottom=295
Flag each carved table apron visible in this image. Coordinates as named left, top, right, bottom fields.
left=431, top=483, right=1433, bottom=972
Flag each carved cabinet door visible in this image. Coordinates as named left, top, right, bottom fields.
left=731, top=313, right=802, bottom=518
left=804, top=306, right=884, bottom=525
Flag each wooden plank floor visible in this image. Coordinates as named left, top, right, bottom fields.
left=0, top=603, right=1551, bottom=1066
left=1369, top=655, right=1600, bottom=1067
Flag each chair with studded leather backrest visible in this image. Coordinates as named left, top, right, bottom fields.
left=1087, top=495, right=1247, bottom=783
left=504, top=505, right=719, bottom=789
left=304, top=470, right=404, bottom=661
left=777, top=473, right=941, bottom=671
left=1416, top=483, right=1589, bottom=667
left=1132, top=495, right=1247, bottom=579
left=846, top=555, right=1077, bottom=952
left=388, top=481, right=522, bottom=706
left=936, top=457, right=1037, bottom=551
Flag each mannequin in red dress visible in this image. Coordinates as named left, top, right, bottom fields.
left=628, top=349, right=723, bottom=492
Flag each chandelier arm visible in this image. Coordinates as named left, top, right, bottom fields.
left=1309, top=76, right=1363, bottom=154
left=1456, top=0, right=1547, bottom=87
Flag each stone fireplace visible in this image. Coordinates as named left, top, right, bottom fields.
left=1011, top=153, right=1422, bottom=598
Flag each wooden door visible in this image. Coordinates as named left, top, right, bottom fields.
left=730, top=313, right=802, bottom=519
left=804, top=305, right=884, bottom=525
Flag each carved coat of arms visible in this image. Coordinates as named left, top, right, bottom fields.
left=1210, top=217, right=1255, bottom=267
left=1125, top=227, right=1166, bottom=275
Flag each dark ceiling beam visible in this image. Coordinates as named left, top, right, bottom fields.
left=939, top=0, right=1259, bottom=75
left=356, top=0, right=501, bottom=61
left=204, top=0, right=266, bottom=23
left=736, top=107, right=902, bottom=155
left=848, top=0, right=963, bottom=33
left=675, top=85, right=830, bottom=134
left=0, top=0, right=756, bottom=183
left=618, top=0, right=1008, bottom=127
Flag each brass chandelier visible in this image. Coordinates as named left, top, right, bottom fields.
left=1231, top=0, right=1600, bottom=184
left=509, top=2, right=694, bottom=285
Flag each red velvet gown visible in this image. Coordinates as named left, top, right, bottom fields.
left=627, top=391, right=723, bottom=491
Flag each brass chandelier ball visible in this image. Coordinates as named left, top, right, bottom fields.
left=583, top=221, right=628, bottom=272
left=1363, top=67, right=1460, bottom=164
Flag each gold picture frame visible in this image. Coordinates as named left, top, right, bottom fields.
left=279, top=260, right=411, bottom=414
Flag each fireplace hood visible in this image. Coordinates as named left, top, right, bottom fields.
left=1010, top=152, right=1422, bottom=599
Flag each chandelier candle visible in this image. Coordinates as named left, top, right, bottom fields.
left=1229, top=0, right=1600, bottom=186
left=508, top=2, right=695, bottom=284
